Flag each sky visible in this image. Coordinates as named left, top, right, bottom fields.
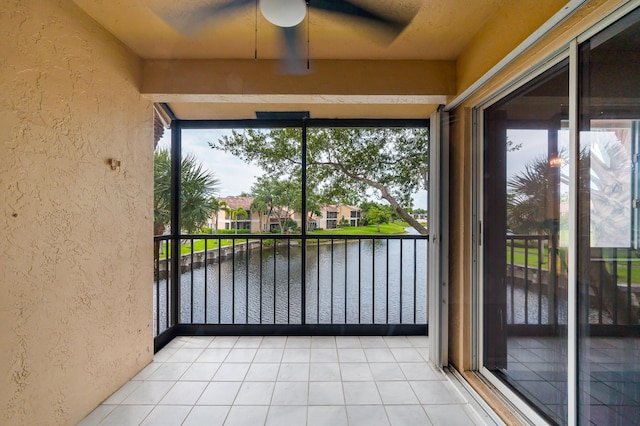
left=506, top=128, right=571, bottom=197
left=157, top=128, right=429, bottom=209
left=157, top=129, right=264, bottom=197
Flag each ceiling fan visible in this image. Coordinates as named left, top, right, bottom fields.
left=152, top=0, right=419, bottom=74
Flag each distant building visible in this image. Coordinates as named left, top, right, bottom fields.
left=411, top=212, right=428, bottom=222
left=213, top=198, right=361, bottom=232
left=315, top=204, right=361, bottom=229
left=339, top=205, right=361, bottom=227
left=214, top=196, right=263, bottom=233
left=214, top=196, right=302, bottom=233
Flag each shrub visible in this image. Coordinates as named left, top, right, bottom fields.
left=217, top=228, right=250, bottom=234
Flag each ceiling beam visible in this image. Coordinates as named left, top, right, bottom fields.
left=141, top=59, right=456, bottom=102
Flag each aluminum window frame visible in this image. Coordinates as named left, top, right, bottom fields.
left=472, top=50, right=572, bottom=426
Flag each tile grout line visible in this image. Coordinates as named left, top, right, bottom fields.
left=91, top=336, right=441, bottom=425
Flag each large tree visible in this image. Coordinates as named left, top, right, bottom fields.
left=210, top=127, right=429, bottom=234
left=250, top=176, right=300, bottom=234
left=154, top=149, right=220, bottom=236
left=366, top=206, right=390, bottom=232
left=360, top=201, right=398, bottom=223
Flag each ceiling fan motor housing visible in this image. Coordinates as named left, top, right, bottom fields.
left=259, top=0, right=307, bottom=28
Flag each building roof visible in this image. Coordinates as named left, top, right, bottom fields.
left=322, top=204, right=360, bottom=212
left=219, top=196, right=254, bottom=210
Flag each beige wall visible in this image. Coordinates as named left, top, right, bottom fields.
left=214, top=210, right=265, bottom=233
left=446, top=0, right=631, bottom=421
left=0, top=1, right=153, bottom=424
left=455, top=0, right=569, bottom=93
left=337, top=206, right=360, bottom=226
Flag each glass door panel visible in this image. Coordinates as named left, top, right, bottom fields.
left=578, top=9, right=640, bottom=423
left=483, top=60, right=570, bottom=424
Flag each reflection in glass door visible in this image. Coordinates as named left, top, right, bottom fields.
left=578, top=9, right=640, bottom=424
left=483, top=60, right=570, bottom=424
left=480, top=6, right=640, bottom=424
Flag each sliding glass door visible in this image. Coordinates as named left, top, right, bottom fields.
left=483, top=60, right=570, bottom=424
left=577, top=9, right=640, bottom=424
left=480, top=6, right=640, bottom=424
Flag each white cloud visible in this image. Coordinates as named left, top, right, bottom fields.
left=413, top=190, right=428, bottom=210
left=158, top=129, right=264, bottom=196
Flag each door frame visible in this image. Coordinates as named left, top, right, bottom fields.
left=429, top=107, right=449, bottom=367
left=471, top=51, right=572, bottom=425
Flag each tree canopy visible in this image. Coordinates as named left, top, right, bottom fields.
left=154, top=149, right=172, bottom=236
left=360, top=201, right=398, bottom=222
left=250, top=176, right=300, bottom=234
left=210, top=127, right=429, bottom=234
left=507, top=153, right=555, bottom=234
left=365, top=206, right=391, bottom=232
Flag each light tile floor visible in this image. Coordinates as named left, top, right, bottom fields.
left=80, top=336, right=494, bottom=425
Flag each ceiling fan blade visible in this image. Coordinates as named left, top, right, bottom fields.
left=280, top=25, right=308, bottom=75
left=309, top=0, right=417, bottom=40
left=150, top=0, right=254, bottom=36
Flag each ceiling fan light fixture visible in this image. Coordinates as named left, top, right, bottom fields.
left=259, top=0, right=306, bottom=27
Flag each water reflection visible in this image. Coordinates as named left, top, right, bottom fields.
left=155, top=238, right=427, bottom=328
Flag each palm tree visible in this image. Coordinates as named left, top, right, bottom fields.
left=154, top=149, right=220, bottom=258
left=220, top=202, right=232, bottom=232
left=507, top=154, right=555, bottom=234
left=232, top=207, right=248, bottom=233
left=250, top=197, right=269, bottom=233
left=154, top=150, right=171, bottom=237
left=179, top=153, right=220, bottom=234
left=509, top=143, right=638, bottom=324
left=210, top=198, right=221, bottom=234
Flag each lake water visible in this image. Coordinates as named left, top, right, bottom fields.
left=154, top=235, right=428, bottom=334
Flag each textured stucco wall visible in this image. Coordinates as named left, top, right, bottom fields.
left=0, top=1, right=154, bottom=424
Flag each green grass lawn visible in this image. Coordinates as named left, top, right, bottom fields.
left=612, top=265, right=640, bottom=282
left=507, top=247, right=548, bottom=268
left=310, top=222, right=409, bottom=235
left=603, top=252, right=640, bottom=283
left=157, top=223, right=414, bottom=257
left=181, top=238, right=229, bottom=254
left=157, top=237, right=242, bottom=259
left=156, top=223, right=412, bottom=259
left=506, top=246, right=640, bottom=282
